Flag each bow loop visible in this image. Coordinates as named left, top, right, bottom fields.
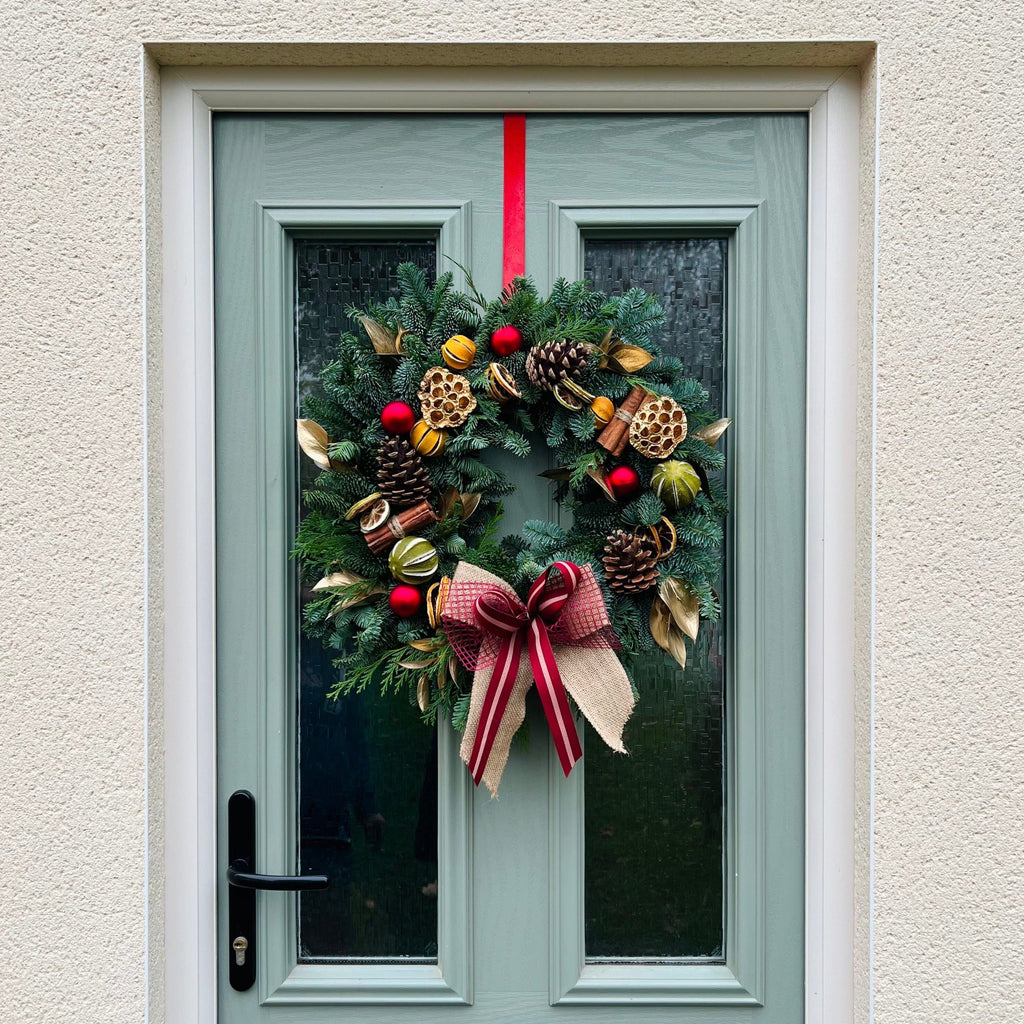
left=442, top=560, right=636, bottom=795
left=474, top=587, right=528, bottom=636
left=526, top=560, right=579, bottom=622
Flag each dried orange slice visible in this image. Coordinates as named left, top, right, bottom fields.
left=345, top=492, right=383, bottom=521
left=358, top=497, right=391, bottom=534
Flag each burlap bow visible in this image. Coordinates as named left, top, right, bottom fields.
left=441, top=560, right=635, bottom=796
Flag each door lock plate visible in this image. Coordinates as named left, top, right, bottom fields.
left=227, top=791, right=257, bottom=991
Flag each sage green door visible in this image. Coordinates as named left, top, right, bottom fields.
left=214, top=113, right=806, bottom=1022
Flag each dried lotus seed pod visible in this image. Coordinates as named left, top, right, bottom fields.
left=417, top=366, right=477, bottom=428
left=628, top=395, right=687, bottom=460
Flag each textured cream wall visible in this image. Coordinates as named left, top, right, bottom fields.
left=1, top=2, right=1022, bottom=1023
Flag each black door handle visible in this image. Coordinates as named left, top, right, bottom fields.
left=227, top=789, right=329, bottom=991
left=227, top=858, right=328, bottom=891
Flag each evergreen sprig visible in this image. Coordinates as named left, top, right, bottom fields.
left=294, top=263, right=728, bottom=730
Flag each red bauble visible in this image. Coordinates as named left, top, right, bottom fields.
left=490, top=324, right=523, bottom=356
left=380, top=401, right=415, bottom=434
left=605, top=464, right=642, bottom=501
left=389, top=584, right=422, bottom=617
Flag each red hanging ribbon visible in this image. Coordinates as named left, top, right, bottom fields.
left=502, top=113, right=526, bottom=290
left=467, top=561, right=584, bottom=782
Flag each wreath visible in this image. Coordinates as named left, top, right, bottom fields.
left=295, top=263, right=729, bottom=792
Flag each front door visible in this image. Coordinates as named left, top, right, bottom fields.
left=214, top=112, right=807, bottom=1022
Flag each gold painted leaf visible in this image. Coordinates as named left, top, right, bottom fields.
left=459, top=492, right=482, bottom=522
left=649, top=597, right=688, bottom=670
left=439, top=486, right=461, bottom=520
left=327, top=587, right=384, bottom=615
left=417, top=676, right=430, bottom=713
left=296, top=419, right=332, bottom=472
left=539, top=466, right=573, bottom=481
left=649, top=595, right=672, bottom=648
left=694, top=417, right=732, bottom=446
left=409, top=637, right=444, bottom=652
left=659, top=577, right=700, bottom=642
left=327, top=593, right=368, bottom=614
left=598, top=328, right=615, bottom=352
left=313, top=569, right=367, bottom=591
left=448, top=656, right=458, bottom=687
left=400, top=657, right=439, bottom=671
left=606, top=343, right=654, bottom=374
left=314, top=569, right=383, bottom=611
left=359, top=316, right=402, bottom=355
left=586, top=466, right=617, bottom=502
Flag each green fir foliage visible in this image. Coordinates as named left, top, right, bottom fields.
left=294, top=263, right=729, bottom=728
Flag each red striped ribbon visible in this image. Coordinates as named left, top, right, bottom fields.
left=502, top=113, right=526, bottom=290
left=467, top=561, right=584, bottom=782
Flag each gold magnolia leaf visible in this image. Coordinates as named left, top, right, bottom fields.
left=649, top=594, right=671, bottom=647
left=314, top=570, right=383, bottom=612
left=327, top=595, right=363, bottom=615
left=409, top=637, right=444, bottom=652
left=540, top=466, right=573, bottom=481
left=296, top=419, right=332, bottom=472
left=649, top=597, right=688, bottom=670
left=459, top=492, right=482, bottom=521
left=417, top=676, right=430, bottom=713
left=327, top=586, right=385, bottom=615
left=400, top=657, right=439, bottom=671
left=606, top=343, right=655, bottom=374
left=439, top=485, right=461, bottom=520
left=659, top=577, right=700, bottom=642
left=313, top=569, right=367, bottom=591
left=598, top=328, right=615, bottom=353
left=586, top=466, right=617, bottom=502
left=694, top=417, right=732, bottom=447
left=447, top=656, right=458, bottom=688
left=359, top=316, right=402, bottom=355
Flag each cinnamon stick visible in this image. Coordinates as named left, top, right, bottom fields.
left=597, top=385, right=648, bottom=457
left=365, top=500, right=438, bottom=554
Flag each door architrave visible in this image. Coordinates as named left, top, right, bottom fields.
left=154, top=62, right=863, bottom=1024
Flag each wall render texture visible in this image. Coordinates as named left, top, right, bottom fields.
left=0, top=4, right=1022, bottom=1024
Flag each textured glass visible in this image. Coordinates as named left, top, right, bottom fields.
left=583, top=238, right=727, bottom=960
left=294, top=240, right=439, bottom=961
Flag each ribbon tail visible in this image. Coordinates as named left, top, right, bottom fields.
left=527, top=619, right=583, bottom=778
left=460, top=628, right=527, bottom=792
left=556, top=645, right=635, bottom=757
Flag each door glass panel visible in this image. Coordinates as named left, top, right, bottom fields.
left=583, top=238, right=727, bottom=960
left=294, top=239, right=440, bottom=961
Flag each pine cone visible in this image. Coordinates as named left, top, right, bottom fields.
left=525, top=338, right=588, bottom=391
left=602, top=529, right=661, bottom=595
left=376, top=436, right=432, bottom=509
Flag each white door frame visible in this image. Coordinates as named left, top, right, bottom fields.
left=156, top=64, right=863, bottom=1024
